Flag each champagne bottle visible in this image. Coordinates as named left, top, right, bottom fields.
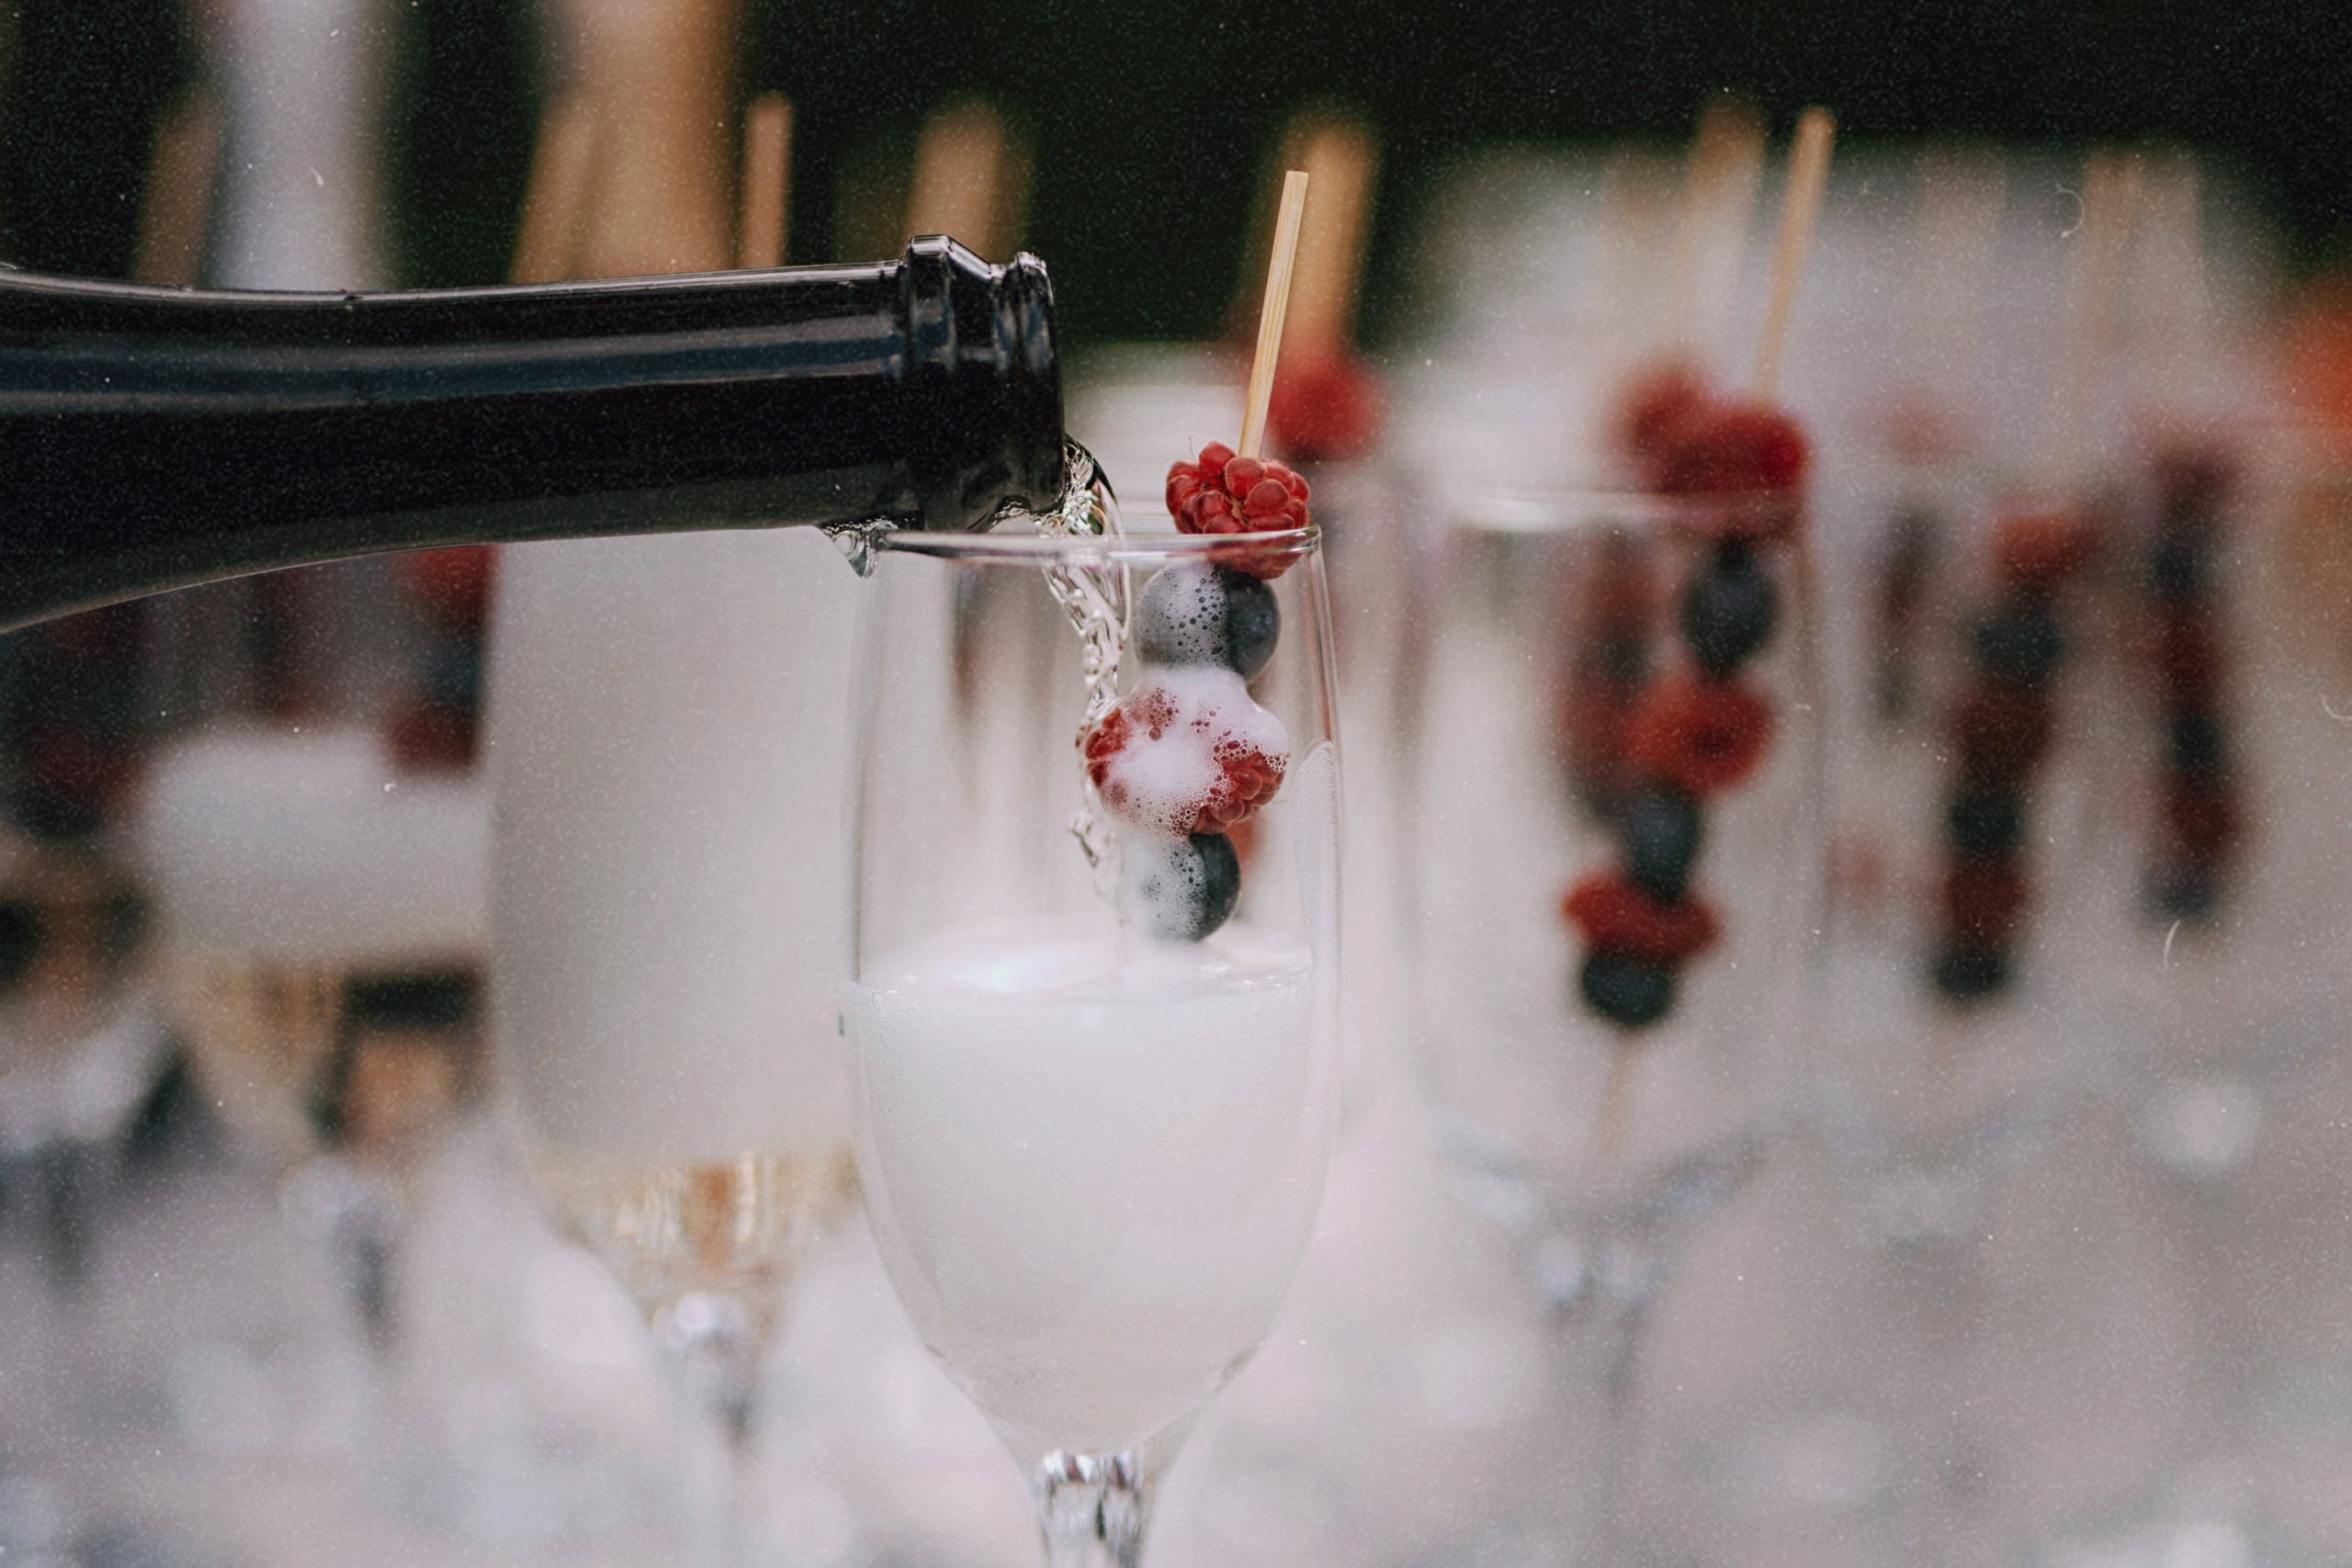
left=0, top=236, right=1065, bottom=630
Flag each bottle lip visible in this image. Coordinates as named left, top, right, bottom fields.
left=875, top=524, right=1319, bottom=569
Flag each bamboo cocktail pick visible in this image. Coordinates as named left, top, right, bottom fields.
left=1238, top=170, right=1310, bottom=462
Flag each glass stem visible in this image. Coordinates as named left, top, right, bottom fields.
left=656, top=1292, right=767, bottom=1568
left=1033, top=1450, right=1154, bottom=1568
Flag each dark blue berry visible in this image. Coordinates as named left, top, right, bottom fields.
left=2167, top=708, right=2226, bottom=777
left=2147, top=863, right=2221, bottom=923
left=1929, top=945, right=2009, bottom=1003
left=1134, top=563, right=1280, bottom=680
left=1946, top=787, right=2025, bottom=858
left=1971, top=600, right=2064, bottom=686
left=2149, top=536, right=2207, bottom=604
left=1580, top=948, right=1677, bottom=1029
left=1621, top=784, right=1704, bottom=901
left=1128, top=830, right=1242, bottom=942
left=1680, top=544, right=1780, bottom=678
left=1216, top=568, right=1280, bottom=681
left=0, top=900, right=39, bottom=994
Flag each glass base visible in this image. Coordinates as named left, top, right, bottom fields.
left=1034, top=1449, right=1154, bottom=1568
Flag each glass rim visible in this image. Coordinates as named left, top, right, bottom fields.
left=874, top=523, right=1319, bottom=567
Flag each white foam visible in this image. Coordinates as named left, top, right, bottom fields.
left=1092, top=664, right=1291, bottom=838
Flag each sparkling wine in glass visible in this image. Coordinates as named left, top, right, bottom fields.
left=486, top=529, right=858, bottom=1543
left=846, top=501, right=1340, bottom=1567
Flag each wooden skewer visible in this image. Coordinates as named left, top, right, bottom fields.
left=1749, top=107, right=1837, bottom=400
left=737, top=92, right=793, bottom=269
left=2043, top=148, right=2145, bottom=487
left=1237, top=170, right=1310, bottom=461
left=1278, top=107, right=1378, bottom=361
left=561, top=0, right=741, bottom=277
left=510, top=89, right=602, bottom=285
left=132, top=86, right=226, bottom=286
left=1665, top=94, right=1765, bottom=355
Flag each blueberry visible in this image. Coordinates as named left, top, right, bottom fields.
left=0, top=900, right=39, bottom=994
left=1124, top=830, right=1242, bottom=942
left=1679, top=544, right=1779, bottom=678
left=1216, top=568, right=1280, bottom=680
left=2146, top=863, right=2221, bottom=923
left=1579, top=948, right=1677, bottom=1029
left=1946, top=786, right=2025, bottom=858
left=2149, top=536, right=2207, bottom=604
left=1621, top=784, right=1704, bottom=901
left=1971, top=599, right=2064, bottom=686
left=1134, top=564, right=1280, bottom=679
left=1929, top=944, right=2009, bottom=1003
left=2168, top=708, right=2226, bottom=777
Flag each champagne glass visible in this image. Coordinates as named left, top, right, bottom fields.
left=486, top=528, right=858, bottom=1559
left=846, top=504, right=1340, bottom=1568
left=1401, top=478, right=1823, bottom=1562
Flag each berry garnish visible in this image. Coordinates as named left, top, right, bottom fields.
left=1082, top=669, right=1290, bottom=836
left=1134, top=562, right=1280, bottom=680
left=1993, top=512, right=2095, bottom=594
left=1945, top=785, right=2026, bottom=859
left=1971, top=600, right=2065, bottom=686
left=1930, top=944, right=2010, bottom=1002
left=1650, top=400, right=1811, bottom=499
left=1620, top=784, right=1705, bottom=903
left=1166, top=443, right=1309, bottom=581
left=1562, top=872, right=1720, bottom=964
left=1267, top=350, right=1384, bottom=464
left=1580, top=948, right=1678, bottom=1030
left=1123, top=829, right=1243, bottom=942
left=1679, top=543, right=1780, bottom=678
left=401, top=546, right=498, bottom=628
left=1951, top=683, right=2052, bottom=784
left=1942, top=860, right=2030, bottom=949
left=1626, top=671, right=1774, bottom=796
left=1614, top=362, right=1710, bottom=462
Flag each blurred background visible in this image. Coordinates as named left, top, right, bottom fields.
left=7, top=3, right=2352, bottom=1567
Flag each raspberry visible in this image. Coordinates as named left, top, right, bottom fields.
left=1651, top=400, right=1810, bottom=498
left=2154, top=613, right=2223, bottom=700
left=1625, top=671, right=1774, bottom=795
left=1082, top=670, right=1290, bottom=835
left=1165, top=440, right=1311, bottom=580
left=1267, top=351, right=1384, bottom=463
left=1994, top=512, right=2095, bottom=593
left=1562, top=871, right=1720, bottom=964
left=1952, top=682, right=2052, bottom=784
left=2163, top=780, right=2240, bottom=857
left=1615, top=361, right=1710, bottom=461
left=1941, top=859, right=2029, bottom=948
left=401, top=546, right=498, bottom=629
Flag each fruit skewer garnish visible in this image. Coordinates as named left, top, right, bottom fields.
left=1080, top=173, right=1311, bottom=943
left=1927, top=510, right=2098, bottom=1001
left=1564, top=109, right=1832, bottom=1084
left=1923, top=151, right=2140, bottom=1003
left=2139, top=443, right=2242, bottom=922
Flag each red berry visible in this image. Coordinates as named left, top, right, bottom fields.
left=1166, top=466, right=1202, bottom=516
left=2154, top=614, right=2223, bottom=700
left=1164, top=440, right=1312, bottom=580
left=1082, top=673, right=1291, bottom=835
left=1995, top=511, right=2096, bottom=592
left=1952, top=682, right=2053, bottom=784
left=1562, top=871, right=1720, bottom=964
left=1942, top=859, right=2029, bottom=947
left=401, top=546, right=498, bottom=629
left=2163, top=780, right=2240, bottom=856
left=1615, top=362, right=1710, bottom=461
left=1651, top=400, right=1811, bottom=499
left=1625, top=671, right=1774, bottom=796
left=1267, top=351, right=1384, bottom=463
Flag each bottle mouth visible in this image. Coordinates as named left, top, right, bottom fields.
left=898, top=239, right=1069, bottom=532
